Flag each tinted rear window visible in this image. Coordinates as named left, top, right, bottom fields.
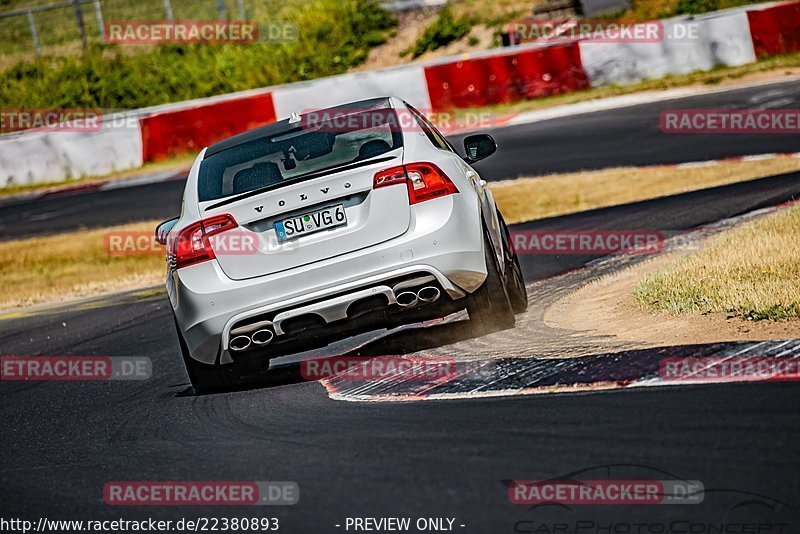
left=198, top=108, right=404, bottom=202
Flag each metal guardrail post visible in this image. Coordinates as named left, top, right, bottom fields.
left=216, top=0, right=227, bottom=19
left=71, top=0, right=87, bottom=52
left=93, top=0, right=105, bottom=43
left=236, top=0, right=245, bottom=19
left=26, top=9, right=41, bottom=57
left=163, top=0, right=174, bottom=21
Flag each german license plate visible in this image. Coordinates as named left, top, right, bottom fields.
left=275, top=204, right=347, bottom=242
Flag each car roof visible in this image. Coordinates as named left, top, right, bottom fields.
left=205, top=96, right=398, bottom=158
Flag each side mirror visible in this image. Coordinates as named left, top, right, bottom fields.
left=463, top=134, right=497, bottom=163
left=155, top=217, right=179, bottom=246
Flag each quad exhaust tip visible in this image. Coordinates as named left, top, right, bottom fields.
left=251, top=329, right=275, bottom=345
left=229, top=327, right=275, bottom=352
left=231, top=284, right=441, bottom=351
left=396, top=291, right=419, bottom=308
left=395, top=286, right=441, bottom=308
left=229, top=335, right=252, bottom=352
left=417, top=286, right=440, bottom=303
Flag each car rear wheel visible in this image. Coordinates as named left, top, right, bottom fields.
left=174, top=317, right=241, bottom=394
left=466, top=228, right=516, bottom=336
left=498, top=210, right=528, bottom=314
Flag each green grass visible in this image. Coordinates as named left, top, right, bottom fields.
left=0, top=0, right=261, bottom=60
left=0, top=0, right=396, bottom=110
left=626, top=0, right=771, bottom=19
left=402, top=5, right=474, bottom=58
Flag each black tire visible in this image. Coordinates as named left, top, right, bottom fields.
left=174, top=317, right=240, bottom=394
left=466, top=227, right=516, bottom=336
left=498, top=210, right=528, bottom=314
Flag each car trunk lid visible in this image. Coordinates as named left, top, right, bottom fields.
left=199, top=156, right=410, bottom=280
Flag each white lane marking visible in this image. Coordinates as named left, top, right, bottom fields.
left=741, top=153, right=778, bottom=161
left=676, top=161, right=718, bottom=169
left=748, top=89, right=790, bottom=104
left=100, top=170, right=185, bottom=190
left=503, top=76, right=800, bottom=129
left=755, top=97, right=796, bottom=110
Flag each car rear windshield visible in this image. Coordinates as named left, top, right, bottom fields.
left=198, top=107, right=404, bottom=202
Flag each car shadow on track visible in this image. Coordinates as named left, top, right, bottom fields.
left=340, top=320, right=478, bottom=357
left=175, top=317, right=491, bottom=396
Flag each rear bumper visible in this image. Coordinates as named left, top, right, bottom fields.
left=170, top=195, right=487, bottom=364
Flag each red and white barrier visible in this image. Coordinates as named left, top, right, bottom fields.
left=424, top=42, right=589, bottom=110
left=271, top=64, right=431, bottom=118
left=1, top=1, right=797, bottom=188
left=0, top=119, right=141, bottom=188
left=746, top=1, right=800, bottom=57
left=579, top=10, right=757, bottom=86
left=140, top=91, right=276, bottom=162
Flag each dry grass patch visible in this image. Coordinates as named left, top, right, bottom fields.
left=435, top=0, right=536, bottom=26
left=490, top=157, right=800, bottom=224
left=0, top=221, right=165, bottom=311
left=634, top=204, right=800, bottom=320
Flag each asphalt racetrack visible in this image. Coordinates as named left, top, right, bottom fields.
left=1, top=79, right=799, bottom=531
left=2, top=78, right=799, bottom=240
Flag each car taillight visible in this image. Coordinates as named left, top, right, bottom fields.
left=373, top=165, right=407, bottom=188
left=404, top=162, right=458, bottom=204
left=172, top=214, right=238, bottom=270
left=373, top=162, right=458, bottom=204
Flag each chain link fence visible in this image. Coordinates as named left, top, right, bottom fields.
left=0, top=0, right=446, bottom=62
left=0, top=0, right=272, bottom=60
